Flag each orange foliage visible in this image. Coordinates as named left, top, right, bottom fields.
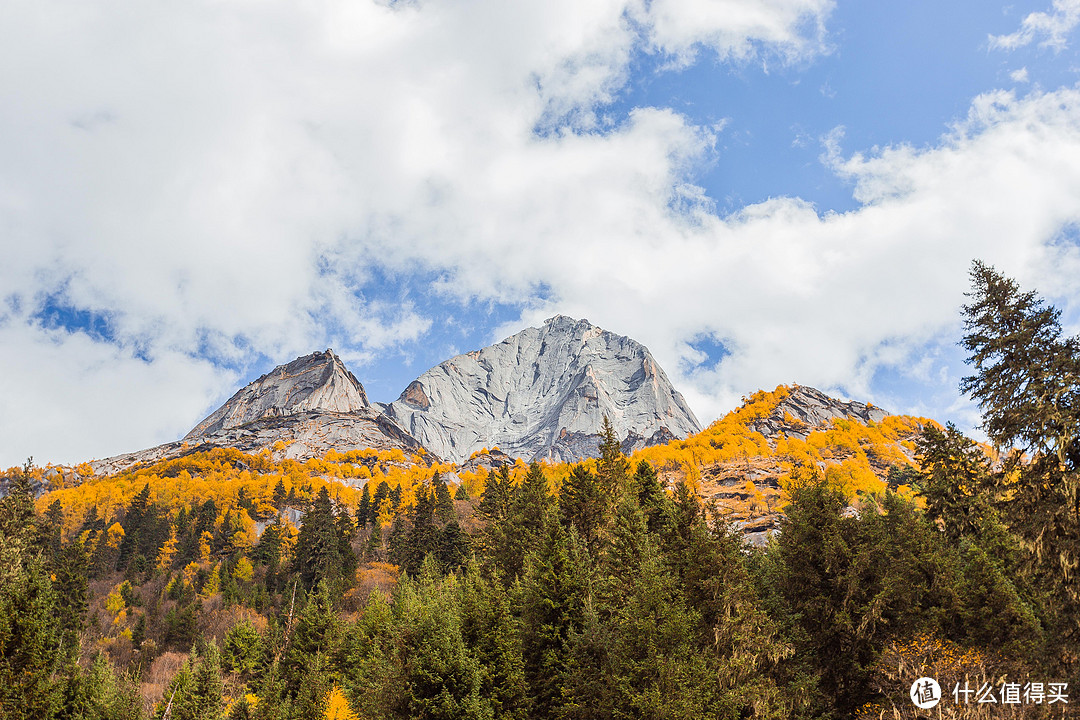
left=324, top=686, right=359, bottom=720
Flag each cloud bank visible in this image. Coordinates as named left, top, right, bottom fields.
left=4, top=0, right=1080, bottom=464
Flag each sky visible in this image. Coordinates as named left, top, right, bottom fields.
left=5, top=0, right=1080, bottom=466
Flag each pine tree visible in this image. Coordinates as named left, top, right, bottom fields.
left=632, top=459, right=672, bottom=535
left=915, top=422, right=993, bottom=542
left=294, top=487, right=354, bottom=595
left=595, top=415, right=629, bottom=498
left=0, top=463, right=63, bottom=719
left=403, top=485, right=438, bottom=575
left=478, top=466, right=517, bottom=577
left=559, top=464, right=608, bottom=556
left=457, top=564, right=527, bottom=719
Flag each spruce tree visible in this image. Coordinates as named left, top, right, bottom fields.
left=521, top=520, right=590, bottom=718
left=960, top=261, right=1080, bottom=658
left=357, top=484, right=371, bottom=528
left=558, top=465, right=607, bottom=556
left=433, top=471, right=455, bottom=522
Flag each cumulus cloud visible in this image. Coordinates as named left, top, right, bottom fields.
left=990, top=0, right=1080, bottom=50
left=0, top=0, right=836, bottom=464
left=8, top=0, right=1080, bottom=466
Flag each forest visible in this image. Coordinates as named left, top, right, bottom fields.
left=0, top=261, right=1077, bottom=720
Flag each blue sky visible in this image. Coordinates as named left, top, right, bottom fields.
left=5, top=0, right=1080, bottom=465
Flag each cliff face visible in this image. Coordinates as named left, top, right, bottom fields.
left=184, top=350, right=370, bottom=439
left=90, top=320, right=703, bottom=472
left=385, top=315, right=701, bottom=463
left=91, top=350, right=422, bottom=475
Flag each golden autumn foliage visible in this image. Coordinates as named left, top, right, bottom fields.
left=633, top=384, right=931, bottom=503
left=324, top=686, right=359, bottom=720
left=35, top=446, right=462, bottom=540
left=33, top=384, right=932, bottom=546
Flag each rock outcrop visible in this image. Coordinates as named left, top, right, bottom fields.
left=185, top=350, right=370, bottom=439
left=384, top=315, right=701, bottom=463
left=749, top=384, right=889, bottom=441
left=91, top=350, right=423, bottom=474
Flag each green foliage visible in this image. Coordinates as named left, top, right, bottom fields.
left=223, top=619, right=263, bottom=677
left=520, top=520, right=590, bottom=718
left=961, top=261, right=1080, bottom=660
left=292, top=487, right=356, bottom=595
left=915, top=422, right=993, bottom=542
left=764, top=480, right=964, bottom=716
left=156, top=644, right=224, bottom=720
left=558, top=465, right=608, bottom=556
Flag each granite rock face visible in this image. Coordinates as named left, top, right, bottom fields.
left=749, top=385, right=889, bottom=441
left=92, top=350, right=422, bottom=474
left=185, top=350, right=370, bottom=439
left=384, top=316, right=701, bottom=463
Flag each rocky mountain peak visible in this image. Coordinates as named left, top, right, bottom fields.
left=749, top=384, right=889, bottom=441
left=385, top=316, right=701, bottom=463
left=184, top=349, right=370, bottom=439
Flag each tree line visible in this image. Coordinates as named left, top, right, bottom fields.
left=0, top=262, right=1077, bottom=718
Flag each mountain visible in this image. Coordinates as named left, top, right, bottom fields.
left=384, top=315, right=702, bottom=463
left=184, top=349, right=371, bottom=438
left=637, top=384, right=927, bottom=544
left=747, top=385, right=889, bottom=441
left=91, top=350, right=423, bottom=474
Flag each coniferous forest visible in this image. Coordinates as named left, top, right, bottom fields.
left=1, top=262, right=1078, bottom=719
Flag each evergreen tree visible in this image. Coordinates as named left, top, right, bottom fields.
left=0, top=463, right=63, bottom=719
left=595, top=415, right=629, bottom=497
left=433, top=472, right=455, bottom=522
left=457, top=564, right=527, bottom=720
left=293, top=488, right=355, bottom=595
left=403, top=485, right=438, bottom=575
left=960, top=261, right=1080, bottom=657
left=632, top=459, right=672, bottom=535
left=357, top=484, right=371, bottom=528
left=393, top=567, right=493, bottom=720
left=768, top=480, right=962, bottom=716
left=916, top=422, right=993, bottom=542
left=436, top=521, right=470, bottom=573
left=371, top=482, right=391, bottom=518
left=283, top=581, right=344, bottom=695
left=562, top=496, right=718, bottom=719
left=364, top=525, right=382, bottom=562
left=158, top=645, right=224, bottom=720
left=558, top=465, right=608, bottom=556
left=478, top=467, right=517, bottom=577
left=521, top=520, right=590, bottom=718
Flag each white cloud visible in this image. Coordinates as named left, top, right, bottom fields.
left=10, top=1, right=1080, bottom=464
left=0, top=321, right=236, bottom=466
left=0, top=0, right=835, bottom=464
left=990, top=0, right=1080, bottom=50
left=1011, top=67, right=1031, bottom=82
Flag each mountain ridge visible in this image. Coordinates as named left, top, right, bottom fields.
left=384, top=315, right=702, bottom=463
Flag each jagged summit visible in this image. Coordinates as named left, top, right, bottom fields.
left=385, top=316, right=701, bottom=463
left=92, top=350, right=419, bottom=475
left=185, top=349, right=369, bottom=440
